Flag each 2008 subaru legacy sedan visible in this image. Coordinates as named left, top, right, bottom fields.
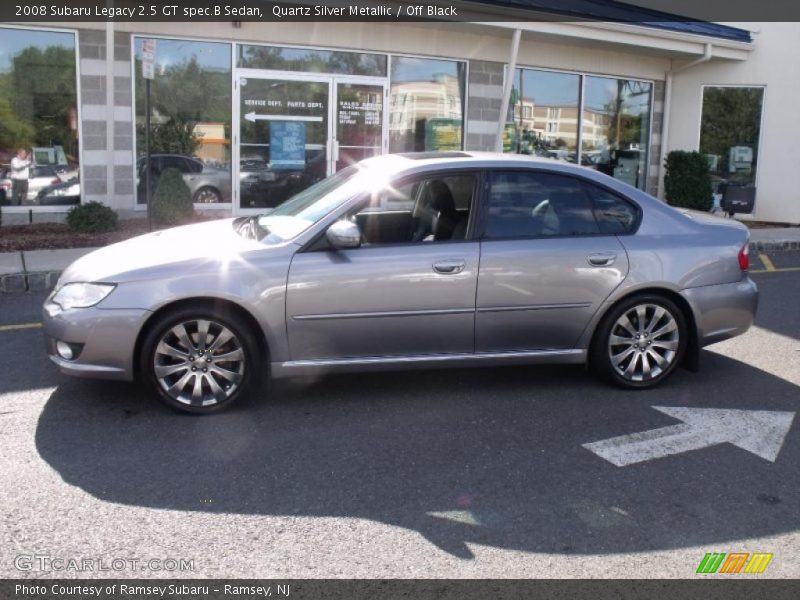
left=43, top=152, right=758, bottom=413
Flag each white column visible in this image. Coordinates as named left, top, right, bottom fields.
left=105, top=6, right=115, bottom=204
left=495, top=28, right=521, bottom=153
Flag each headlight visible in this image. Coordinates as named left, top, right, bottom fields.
left=51, top=283, right=116, bottom=309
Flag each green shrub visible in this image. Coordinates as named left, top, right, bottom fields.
left=151, top=167, right=194, bottom=226
left=66, top=201, right=119, bottom=233
left=663, top=150, right=713, bottom=211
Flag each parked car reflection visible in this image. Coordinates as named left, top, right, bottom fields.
left=37, top=176, right=81, bottom=206
left=136, top=154, right=231, bottom=204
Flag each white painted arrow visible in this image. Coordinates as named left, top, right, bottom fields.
left=243, top=112, right=322, bottom=122
left=583, top=406, right=795, bottom=467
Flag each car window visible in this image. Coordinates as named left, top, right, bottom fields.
left=185, top=158, right=204, bottom=174
left=350, top=173, right=475, bottom=245
left=31, top=165, right=57, bottom=178
left=162, top=156, right=190, bottom=173
left=581, top=182, right=639, bottom=234
left=483, top=171, right=600, bottom=239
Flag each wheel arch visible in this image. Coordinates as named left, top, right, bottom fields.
left=133, top=296, right=269, bottom=380
left=589, top=287, right=700, bottom=371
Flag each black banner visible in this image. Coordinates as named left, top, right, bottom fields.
left=4, top=0, right=800, bottom=23
left=4, top=580, right=800, bottom=600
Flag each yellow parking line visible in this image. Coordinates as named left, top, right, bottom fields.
left=0, top=322, right=42, bottom=332
left=751, top=266, right=800, bottom=274
left=759, top=253, right=777, bottom=272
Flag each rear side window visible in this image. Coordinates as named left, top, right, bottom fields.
left=581, top=182, right=639, bottom=234
left=483, top=171, right=600, bottom=239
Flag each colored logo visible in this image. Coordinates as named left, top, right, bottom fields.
left=696, top=552, right=773, bottom=574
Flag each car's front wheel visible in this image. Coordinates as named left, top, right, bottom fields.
left=141, top=306, right=260, bottom=414
left=193, top=186, right=222, bottom=203
left=591, top=295, right=687, bottom=389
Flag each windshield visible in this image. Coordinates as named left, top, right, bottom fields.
left=256, top=165, right=363, bottom=243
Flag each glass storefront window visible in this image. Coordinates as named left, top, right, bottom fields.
left=238, top=45, right=386, bottom=77
left=389, top=56, right=465, bottom=153
left=134, top=38, right=232, bottom=204
left=506, top=68, right=581, bottom=162
left=700, top=86, right=763, bottom=192
left=0, top=28, right=79, bottom=207
left=581, top=76, right=652, bottom=190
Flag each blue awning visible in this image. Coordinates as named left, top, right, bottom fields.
left=474, top=0, right=752, bottom=42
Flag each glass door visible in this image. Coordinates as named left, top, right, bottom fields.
left=237, top=74, right=330, bottom=210
left=333, top=80, right=386, bottom=171
left=233, top=71, right=387, bottom=213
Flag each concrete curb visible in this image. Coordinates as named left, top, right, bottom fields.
left=749, top=240, right=800, bottom=253
left=0, top=270, right=61, bottom=294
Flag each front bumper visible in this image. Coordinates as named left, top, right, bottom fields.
left=682, top=276, right=758, bottom=347
left=42, top=300, right=151, bottom=381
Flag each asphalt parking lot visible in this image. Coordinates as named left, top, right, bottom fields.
left=1, top=254, right=799, bottom=579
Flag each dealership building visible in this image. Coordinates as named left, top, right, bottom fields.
left=1, top=2, right=798, bottom=223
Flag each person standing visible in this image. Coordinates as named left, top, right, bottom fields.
left=10, top=148, right=32, bottom=205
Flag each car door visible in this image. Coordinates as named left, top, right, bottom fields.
left=285, top=171, right=480, bottom=360
left=475, top=169, right=631, bottom=352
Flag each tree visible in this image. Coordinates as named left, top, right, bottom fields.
left=699, top=87, right=763, bottom=178
left=136, top=118, right=200, bottom=156
left=9, top=46, right=78, bottom=160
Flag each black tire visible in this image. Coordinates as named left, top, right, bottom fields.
left=590, top=294, right=688, bottom=389
left=140, top=305, right=261, bottom=414
left=193, top=186, right=222, bottom=204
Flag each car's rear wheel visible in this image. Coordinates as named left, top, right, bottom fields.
left=141, top=306, right=259, bottom=414
left=591, top=295, right=687, bottom=389
left=193, top=186, right=221, bottom=203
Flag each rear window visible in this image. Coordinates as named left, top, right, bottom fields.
left=483, top=171, right=600, bottom=238
left=581, top=182, right=639, bottom=234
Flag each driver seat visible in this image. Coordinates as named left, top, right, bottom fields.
left=412, top=180, right=459, bottom=242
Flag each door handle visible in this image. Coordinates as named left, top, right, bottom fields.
left=587, top=252, right=617, bottom=267
left=433, top=259, right=466, bottom=274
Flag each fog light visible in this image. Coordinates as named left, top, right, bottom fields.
left=56, top=340, right=74, bottom=360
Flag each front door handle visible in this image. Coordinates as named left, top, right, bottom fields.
left=433, top=259, right=466, bottom=274
left=587, top=252, right=617, bottom=267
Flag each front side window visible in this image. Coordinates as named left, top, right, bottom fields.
left=0, top=28, right=79, bottom=207
left=483, top=171, right=600, bottom=239
left=389, top=57, right=466, bottom=153
left=346, top=172, right=475, bottom=246
left=134, top=38, right=232, bottom=204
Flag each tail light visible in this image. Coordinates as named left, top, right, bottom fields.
left=51, top=178, right=60, bottom=185
left=738, top=242, right=750, bottom=271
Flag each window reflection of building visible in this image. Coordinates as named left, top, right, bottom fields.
left=389, top=57, right=465, bottom=153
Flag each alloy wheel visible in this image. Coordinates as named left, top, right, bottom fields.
left=607, top=303, right=680, bottom=382
left=153, top=319, right=245, bottom=407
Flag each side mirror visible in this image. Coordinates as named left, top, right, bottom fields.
left=326, top=219, right=361, bottom=249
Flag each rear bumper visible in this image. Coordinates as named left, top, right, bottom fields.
left=682, top=276, right=758, bottom=347
left=42, top=300, right=150, bottom=381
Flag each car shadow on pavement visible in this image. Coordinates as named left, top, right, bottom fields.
left=35, top=352, right=800, bottom=559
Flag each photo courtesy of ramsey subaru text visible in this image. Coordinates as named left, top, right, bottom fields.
left=42, top=152, right=757, bottom=414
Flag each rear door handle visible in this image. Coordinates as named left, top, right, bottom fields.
left=587, top=252, right=617, bottom=267
left=433, top=259, right=466, bottom=274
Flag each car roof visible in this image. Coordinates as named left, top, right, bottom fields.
left=358, top=151, right=584, bottom=176
left=363, top=151, right=566, bottom=167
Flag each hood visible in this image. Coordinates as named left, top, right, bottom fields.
left=59, top=219, right=269, bottom=284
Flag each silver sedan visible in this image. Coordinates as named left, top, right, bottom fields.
left=43, top=152, right=758, bottom=413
